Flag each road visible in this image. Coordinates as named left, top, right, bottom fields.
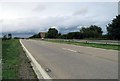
left=21, top=39, right=118, bottom=79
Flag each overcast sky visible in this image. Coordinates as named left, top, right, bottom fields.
left=0, top=1, right=118, bottom=37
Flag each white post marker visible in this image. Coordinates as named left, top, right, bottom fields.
left=0, top=59, right=2, bottom=64
left=19, top=39, right=52, bottom=80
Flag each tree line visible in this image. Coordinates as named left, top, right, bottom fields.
left=45, top=25, right=103, bottom=39
left=2, top=34, right=12, bottom=40
left=30, top=15, right=120, bottom=40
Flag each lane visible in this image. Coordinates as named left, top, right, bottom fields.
left=21, top=39, right=118, bottom=79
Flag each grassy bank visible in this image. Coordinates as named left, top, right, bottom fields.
left=2, top=39, right=20, bottom=79
left=2, top=39, right=38, bottom=79
left=45, top=39, right=120, bottom=50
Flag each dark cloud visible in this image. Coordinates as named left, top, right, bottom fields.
left=58, top=25, right=80, bottom=34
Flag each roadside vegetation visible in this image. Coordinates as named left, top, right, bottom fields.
left=2, top=39, right=38, bottom=80
left=45, top=39, right=119, bottom=50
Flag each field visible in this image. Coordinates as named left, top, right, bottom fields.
left=2, top=39, right=38, bottom=80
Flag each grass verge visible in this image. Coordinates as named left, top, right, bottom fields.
left=2, top=39, right=38, bottom=80
left=45, top=39, right=120, bottom=51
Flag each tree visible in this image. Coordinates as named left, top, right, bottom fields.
left=29, top=33, right=41, bottom=38
left=66, top=32, right=83, bottom=39
left=14, top=37, right=20, bottom=39
left=8, top=34, right=12, bottom=39
left=89, top=25, right=103, bottom=38
left=58, top=33, right=62, bottom=38
left=59, top=34, right=67, bottom=39
left=2, top=35, right=7, bottom=40
left=46, top=28, right=58, bottom=38
left=107, top=15, right=120, bottom=40
left=80, top=25, right=103, bottom=38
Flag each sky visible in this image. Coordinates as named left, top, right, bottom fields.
left=0, top=1, right=119, bottom=37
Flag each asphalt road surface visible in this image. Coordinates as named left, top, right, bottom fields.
left=21, top=39, right=118, bottom=79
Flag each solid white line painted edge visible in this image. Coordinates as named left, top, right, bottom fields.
left=19, top=39, right=52, bottom=79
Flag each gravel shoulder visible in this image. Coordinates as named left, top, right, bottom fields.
left=19, top=43, right=38, bottom=80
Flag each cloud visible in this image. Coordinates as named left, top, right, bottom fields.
left=2, top=13, right=112, bottom=35
left=33, top=4, right=46, bottom=12
left=73, top=8, right=88, bottom=16
left=118, top=1, right=120, bottom=15
left=0, top=21, right=2, bottom=34
left=1, top=2, right=118, bottom=37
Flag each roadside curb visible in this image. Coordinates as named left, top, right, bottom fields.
left=19, top=39, right=52, bottom=80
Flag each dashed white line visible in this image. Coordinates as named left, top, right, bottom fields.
left=62, top=48, right=77, bottom=53
left=0, top=59, right=1, bottom=63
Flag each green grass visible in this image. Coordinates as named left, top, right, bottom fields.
left=45, top=39, right=120, bottom=50
left=2, top=39, right=38, bottom=80
left=2, top=39, right=20, bottom=79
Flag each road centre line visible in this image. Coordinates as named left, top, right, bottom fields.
left=62, top=48, right=77, bottom=53
left=0, top=59, right=1, bottom=63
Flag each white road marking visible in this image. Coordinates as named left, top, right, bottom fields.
left=0, top=59, right=1, bottom=63
left=62, top=48, right=77, bottom=53
left=20, top=39, right=52, bottom=80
